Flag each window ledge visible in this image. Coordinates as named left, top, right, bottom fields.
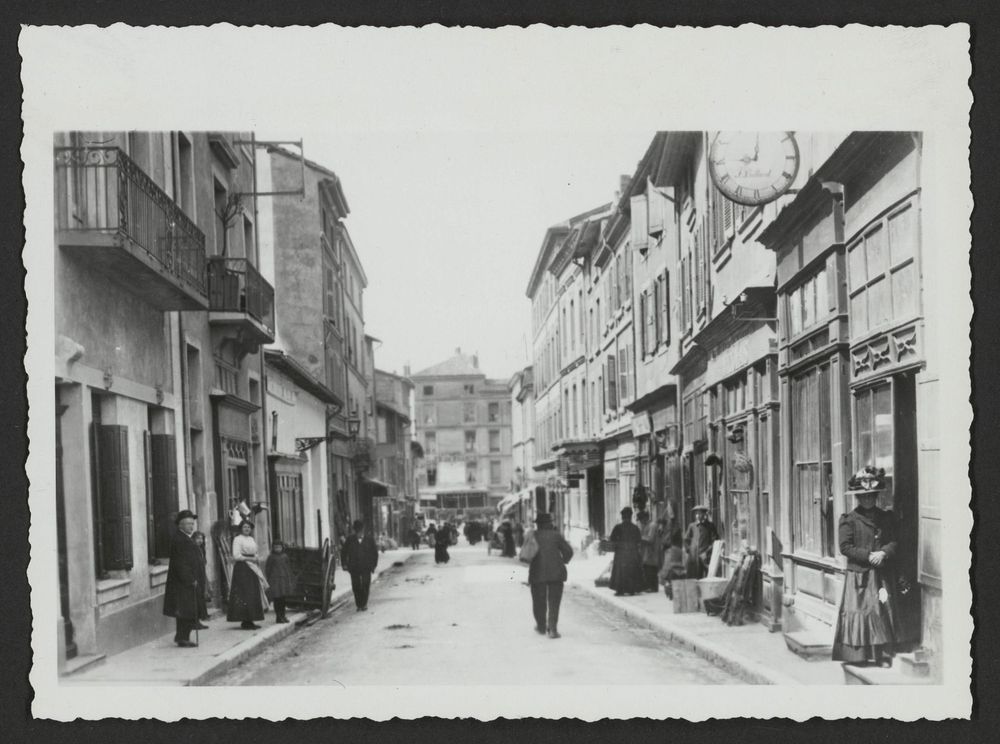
left=149, top=562, right=170, bottom=576
left=96, top=577, right=131, bottom=592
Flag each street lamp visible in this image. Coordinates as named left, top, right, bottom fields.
left=347, top=411, right=361, bottom=440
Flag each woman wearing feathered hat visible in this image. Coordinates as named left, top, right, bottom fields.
left=832, top=466, right=905, bottom=667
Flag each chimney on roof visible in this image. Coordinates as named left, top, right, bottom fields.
left=473, top=354, right=479, bottom=369
left=404, top=364, right=411, bottom=377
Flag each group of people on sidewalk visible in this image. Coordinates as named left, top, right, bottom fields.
left=162, top=510, right=297, bottom=647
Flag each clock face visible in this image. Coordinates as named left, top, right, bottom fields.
left=709, top=131, right=800, bottom=206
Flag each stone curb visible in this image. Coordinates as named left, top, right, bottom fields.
left=191, top=552, right=415, bottom=686
left=568, top=579, right=802, bottom=686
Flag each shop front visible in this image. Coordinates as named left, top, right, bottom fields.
left=760, top=131, right=929, bottom=660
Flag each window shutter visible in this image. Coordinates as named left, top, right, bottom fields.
left=618, top=347, right=629, bottom=402
left=97, top=424, right=133, bottom=571
left=651, top=280, right=660, bottom=347
left=723, top=192, right=734, bottom=234
left=144, top=432, right=155, bottom=562
left=607, top=355, right=617, bottom=411
left=151, top=434, right=179, bottom=559
left=662, top=271, right=672, bottom=345
left=647, top=188, right=665, bottom=239
left=630, top=195, right=649, bottom=253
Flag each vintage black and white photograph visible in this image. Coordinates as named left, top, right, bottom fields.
left=21, top=25, right=973, bottom=720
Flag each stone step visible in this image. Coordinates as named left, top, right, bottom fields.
left=62, top=653, right=106, bottom=677
left=842, top=662, right=936, bottom=685
left=895, top=651, right=932, bottom=677
left=783, top=630, right=832, bottom=660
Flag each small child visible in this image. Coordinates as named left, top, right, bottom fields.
left=264, top=540, right=295, bottom=623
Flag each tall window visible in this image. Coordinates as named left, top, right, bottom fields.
left=569, top=300, right=575, bottom=355
left=790, top=364, right=835, bottom=556
left=854, top=382, right=895, bottom=509
left=788, top=266, right=829, bottom=338
left=658, top=271, right=671, bottom=346
left=465, top=430, right=477, bottom=453
left=681, top=255, right=691, bottom=331
left=571, top=385, right=578, bottom=436
left=618, top=345, right=630, bottom=403
left=848, top=201, right=919, bottom=339
left=489, top=430, right=500, bottom=453
left=463, top=401, right=476, bottom=423
left=488, top=402, right=500, bottom=423
left=490, top=460, right=502, bottom=485
left=579, top=290, right=585, bottom=346
left=425, top=432, right=437, bottom=455
left=606, top=355, right=618, bottom=411
left=273, top=473, right=304, bottom=547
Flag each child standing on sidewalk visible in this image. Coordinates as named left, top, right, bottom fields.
left=265, top=540, right=295, bottom=623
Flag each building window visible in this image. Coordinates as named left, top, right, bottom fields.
left=606, top=355, right=618, bottom=411
left=425, top=432, right=436, bottom=455
left=466, top=460, right=477, bottom=484
left=465, top=430, right=477, bottom=453
left=489, top=430, right=500, bottom=452
left=423, top=385, right=434, bottom=396
left=488, top=402, right=500, bottom=423
left=618, top=345, right=630, bottom=403
left=463, top=401, right=476, bottom=423
left=658, top=271, right=671, bottom=346
left=423, top=405, right=435, bottom=425
left=427, top=466, right=437, bottom=487
left=490, top=460, right=502, bottom=485
left=854, top=381, right=895, bottom=508
left=788, top=265, right=829, bottom=338
left=848, top=201, right=920, bottom=339
left=463, top=383, right=475, bottom=394
left=790, top=363, right=835, bottom=557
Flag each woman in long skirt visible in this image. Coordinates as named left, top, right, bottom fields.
left=832, top=467, right=906, bottom=667
left=228, top=520, right=268, bottom=629
left=608, top=507, right=645, bottom=596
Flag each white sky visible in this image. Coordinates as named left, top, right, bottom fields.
left=279, top=129, right=653, bottom=379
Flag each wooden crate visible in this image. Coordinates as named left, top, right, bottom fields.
left=672, top=579, right=701, bottom=613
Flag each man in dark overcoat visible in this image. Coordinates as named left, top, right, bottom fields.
left=683, top=504, right=720, bottom=579
left=527, top=512, right=574, bottom=639
left=341, top=519, right=379, bottom=611
left=162, top=509, right=209, bottom=647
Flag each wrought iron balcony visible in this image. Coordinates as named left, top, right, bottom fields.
left=207, top=256, right=276, bottom=349
left=54, top=146, right=208, bottom=311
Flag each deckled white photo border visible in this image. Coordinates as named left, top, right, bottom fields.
left=21, top=23, right=973, bottom=721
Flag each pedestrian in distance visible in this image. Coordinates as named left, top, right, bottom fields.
left=638, top=511, right=661, bottom=592
left=499, top=518, right=516, bottom=558
left=162, top=509, right=209, bottom=647
left=526, top=512, right=573, bottom=639
left=514, top=520, right=525, bottom=548
left=684, top=504, right=720, bottom=579
left=432, top=523, right=451, bottom=565
left=409, top=527, right=421, bottom=551
left=608, top=507, right=645, bottom=596
left=832, top=467, right=910, bottom=668
left=264, top=540, right=294, bottom=624
left=341, top=519, right=380, bottom=611
left=228, top=520, right=269, bottom=629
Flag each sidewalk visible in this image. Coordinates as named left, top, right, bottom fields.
left=64, top=548, right=416, bottom=686
left=566, top=553, right=846, bottom=685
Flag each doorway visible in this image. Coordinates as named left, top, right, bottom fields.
left=586, top=464, right=605, bottom=536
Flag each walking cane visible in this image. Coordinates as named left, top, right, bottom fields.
left=193, top=582, right=200, bottom=648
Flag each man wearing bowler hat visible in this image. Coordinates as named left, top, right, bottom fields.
left=162, top=509, right=209, bottom=647
left=526, top=512, right=573, bottom=639
left=684, top=504, right=720, bottom=579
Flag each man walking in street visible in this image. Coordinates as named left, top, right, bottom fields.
left=526, top=512, right=573, bottom=639
left=162, top=509, right=209, bottom=647
left=341, top=519, right=379, bottom=611
left=684, top=504, right=721, bottom=579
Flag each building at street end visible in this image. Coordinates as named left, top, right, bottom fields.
left=412, top=349, right=513, bottom=525
left=503, top=366, right=538, bottom=526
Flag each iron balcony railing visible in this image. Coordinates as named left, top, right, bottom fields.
left=206, top=256, right=276, bottom=336
left=53, top=146, right=207, bottom=295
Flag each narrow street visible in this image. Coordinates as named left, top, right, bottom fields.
left=210, top=544, right=740, bottom=686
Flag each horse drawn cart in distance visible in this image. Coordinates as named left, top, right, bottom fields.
left=213, top=523, right=339, bottom=619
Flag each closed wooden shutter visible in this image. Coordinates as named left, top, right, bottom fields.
left=661, top=271, right=671, bottom=346
left=639, top=291, right=647, bottom=355
left=607, top=355, right=618, bottom=411
left=631, top=194, right=649, bottom=252
left=96, top=424, right=133, bottom=571
left=150, top=434, right=178, bottom=559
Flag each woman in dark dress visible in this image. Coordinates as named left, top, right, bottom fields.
left=432, top=524, right=450, bottom=564
left=608, top=507, right=645, bottom=596
left=832, top=467, right=906, bottom=667
left=228, top=520, right=267, bottom=629
left=499, top=519, right=516, bottom=558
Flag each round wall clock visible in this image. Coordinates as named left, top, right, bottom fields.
left=708, top=131, right=800, bottom=206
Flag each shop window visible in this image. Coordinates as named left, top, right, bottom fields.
left=848, top=200, right=920, bottom=339
left=790, top=363, right=836, bottom=557
left=854, top=381, right=895, bottom=509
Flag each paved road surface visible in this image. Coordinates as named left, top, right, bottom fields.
left=210, top=545, right=740, bottom=686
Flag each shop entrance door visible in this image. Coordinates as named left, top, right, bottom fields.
left=586, top=465, right=605, bottom=536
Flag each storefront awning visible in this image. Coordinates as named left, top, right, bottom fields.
left=362, top=476, right=390, bottom=497
left=497, top=488, right=534, bottom=514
